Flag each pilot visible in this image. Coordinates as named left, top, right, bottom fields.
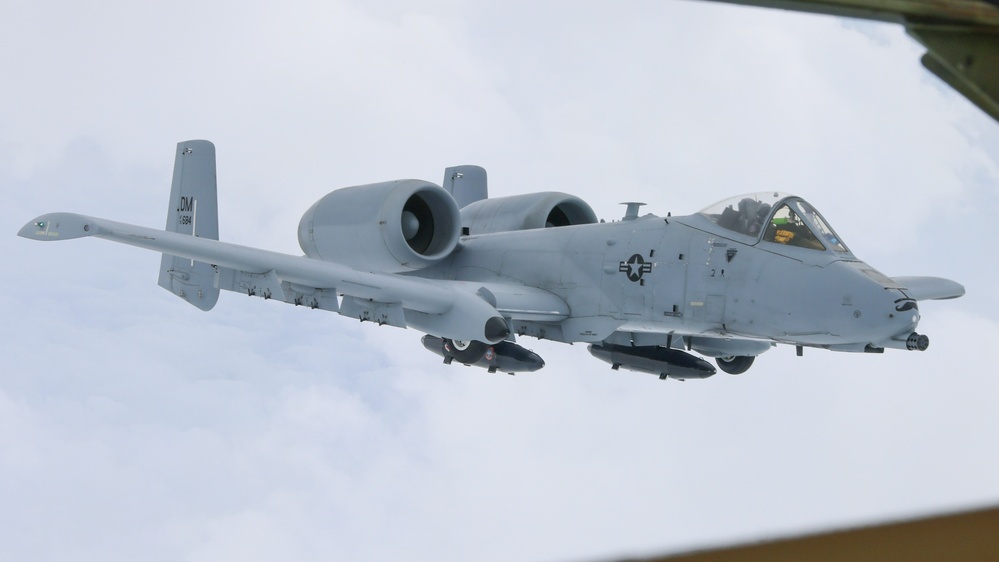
left=748, top=203, right=771, bottom=235
left=735, top=198, right=771, bottom=236
left=736, top=198, right=755, bottom=234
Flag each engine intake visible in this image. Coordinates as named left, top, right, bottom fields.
left=298, top=179, right=461, bottom=272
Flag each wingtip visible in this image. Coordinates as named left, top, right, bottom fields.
left=18, top=213, right=98, bottom=241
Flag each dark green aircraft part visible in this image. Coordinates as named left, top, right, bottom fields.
left=698, top=0, right=999, bottom=122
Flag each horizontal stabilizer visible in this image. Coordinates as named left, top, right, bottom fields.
left=893, top=276, right=966, bottom=301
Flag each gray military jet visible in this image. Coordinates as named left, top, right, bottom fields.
left=19, top=140, right=965, bottom=379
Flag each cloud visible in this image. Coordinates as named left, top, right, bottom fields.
left=3, top=2, right=998, bottom=561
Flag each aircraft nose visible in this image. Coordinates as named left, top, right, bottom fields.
left=885, top=293, right=920, bottom=337
left=864, top=271, right=923, bottom=347
left=874, top=294, right=930, bottom=351
left=830, top=261, right=920, bottom=347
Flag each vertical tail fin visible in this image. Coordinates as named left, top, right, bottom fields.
left=442, top=165, right=487, bottom=208
left=157, top=140, right=221, bottom=310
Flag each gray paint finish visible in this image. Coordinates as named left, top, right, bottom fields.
left=19, top=141, right=965, bottom=378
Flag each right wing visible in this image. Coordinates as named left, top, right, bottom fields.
left=18, top=212, right=569, bottom=344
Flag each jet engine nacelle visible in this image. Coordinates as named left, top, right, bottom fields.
left=460, top=192, right=598, bottom=235
left=298, top=180, right=461, bottom=272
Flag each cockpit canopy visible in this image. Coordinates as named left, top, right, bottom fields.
left=699, top=192, right=848, bottom=253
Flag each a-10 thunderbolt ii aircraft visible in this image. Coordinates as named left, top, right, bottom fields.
left=19, top=140, right=965, bottom=380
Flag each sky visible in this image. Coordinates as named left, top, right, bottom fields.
left=2, top=1, right=999, bottom=561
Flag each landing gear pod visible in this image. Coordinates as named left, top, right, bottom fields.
left=715, top=355, right=755, bottom=375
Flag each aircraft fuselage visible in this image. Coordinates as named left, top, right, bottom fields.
left=419, top=212, right=919, bottom=353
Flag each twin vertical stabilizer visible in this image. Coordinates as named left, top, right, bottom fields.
left=442, top=165, right=487, bottom=209
left=157, top=140, right=220, bottom=310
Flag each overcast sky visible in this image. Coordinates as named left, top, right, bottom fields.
left=3, top=2, right=999, bottom=561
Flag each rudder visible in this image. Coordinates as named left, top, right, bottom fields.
left=157, top=140, right=221, bottom=310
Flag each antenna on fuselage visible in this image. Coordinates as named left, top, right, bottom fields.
left=620, top=202, right=646, bottom=221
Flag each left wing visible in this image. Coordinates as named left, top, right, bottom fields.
left=18, top=212, right=569, bottom=344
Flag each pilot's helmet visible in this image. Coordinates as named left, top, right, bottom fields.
left=756, top=203, right=771, bottom=220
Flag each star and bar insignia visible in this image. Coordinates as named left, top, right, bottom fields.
left=619, top=253, right=652, bottom=282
